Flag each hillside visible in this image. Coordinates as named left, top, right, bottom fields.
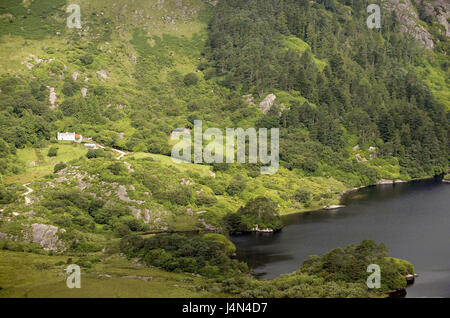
left=0, top=0, right=447, bottom=298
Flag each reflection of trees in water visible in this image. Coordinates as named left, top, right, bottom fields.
left=343, top=178, right=442, bottom=206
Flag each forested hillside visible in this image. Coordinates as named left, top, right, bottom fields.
left=204, top=0, right=448, bottom=178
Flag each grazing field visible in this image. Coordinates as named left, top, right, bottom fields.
left=5, top=143, right=88, bottom=184
left=0, top=250, right=221, bottom=298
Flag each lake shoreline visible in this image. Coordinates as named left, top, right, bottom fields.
left=232, top=179, right=449, bottom=297
left=279, top=174, right=446, bottom=217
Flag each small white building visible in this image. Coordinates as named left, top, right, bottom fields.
left=57, top=132, right=82, bottom=143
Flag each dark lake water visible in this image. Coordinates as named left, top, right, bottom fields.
left=231, top=178, right=450, bottom=298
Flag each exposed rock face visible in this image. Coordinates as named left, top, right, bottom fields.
left=204, top=0, right=218, bottom=6
left=243, top=94, right=255, bottom=106
left=412, top=0, right=450, bottom=37
left=96, top=70, right=109, bottom=79
left=383, top=0, right=450, bottom=49
left=180, top=178, right=194, bottom=185
left=382, top=0, right=434, bottom=49
left=117, top=185, right=131, bottom=202
left=31, top=223, right=65, bottom=252
left=259, top=93, right=276, bottom=114
left=378, top=179, right=394, bottom=185
left=128, top=53, right=137, bottom=63
left=251, top=225, right=274, bottom=233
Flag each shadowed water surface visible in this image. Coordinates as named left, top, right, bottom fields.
left=231, top=179, right=450, bottom=298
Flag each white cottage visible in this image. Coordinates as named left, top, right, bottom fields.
left=57, top=132, right=82, bottom=143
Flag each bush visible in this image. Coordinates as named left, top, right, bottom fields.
left=183, top=73, right=199, bottom=86
left=0, top=185, right=15, bottom=204
left=80, top=54, right=94, bottom=65
left=167, top=186, right=193, bottom=206
left=293, top=189, right=312, bottom=204
left=224, top=197, right=283, bottom=232
left=47, top=147, right=58, bottom=157
left=62, top=79, right=80, bottom=97
left=114, top=223, right=131, bottom=237
left=86, top=148, right=110, bottom=159
left=107, top=162, right=126, bottom=175
left=53, top=162, right=67, bottom=173
left=120, top=234, right=248, bottom=278
left=195, top=192, right=218, bottom=206
left=226, top=175, right=247, bottom=196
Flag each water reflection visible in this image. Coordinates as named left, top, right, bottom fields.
left=231, top=178, right=450, bottom=297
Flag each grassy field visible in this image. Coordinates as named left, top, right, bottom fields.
left=131, top=151, right=213, bottom=177
left=0, top=250, right=221, bottom=298
left=5, top=143, right=88, bottom=184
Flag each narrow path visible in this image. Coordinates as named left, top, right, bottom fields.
left=91, top=142, right=128, bottom=160
left=113, top=148, right=126, bottom=160
left=23, top=183, right=33, bottom=206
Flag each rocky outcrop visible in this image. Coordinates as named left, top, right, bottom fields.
left=378, top=179, right=394, bottom=185
left=243, top=94, right=255, bottom=106
left=31, top=223, right=66, bottom=252
left=378, top=179, right=408, bottom=185
left=259, top=93, right=276, bottom=114
left=204, top=0, right=218, bottom=6
left=323, top=205, right=345, bottom=210
left=383, top=0, right=434, bottom=48
left=383, top=0, right=450, bottom=49
left=412, top=0, right=450, bottom=37
left=251, top=225, right=276, bottom=233
left=96, top=70, right=109, bottom=79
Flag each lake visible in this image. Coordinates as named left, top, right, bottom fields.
left=231, top=178, right=450, bottom=298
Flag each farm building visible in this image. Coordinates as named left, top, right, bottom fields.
left=57, top=132, right=82, bottom=143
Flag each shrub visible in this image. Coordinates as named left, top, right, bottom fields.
left=168, top=186, right=193, bottom=206
left=120, top=234, right=248, bottom=278
left=62, top=79, right=81, bottom=97
left=195, top=192, right=218, bottom=206
left=80, top=54, right=94, bottom=65
left=47, top=147, right=58, bottom=157
left=53, top=162, right=67, bottom=173
left=0, top=185, right=15, bottom=204
left=224, top=197, right=283, bottom=232
left=226, top=175, right=247, bottom=196
left=86, top=148, right=110, bottom=159
left=114, top=223, right=131, bottom=237
left=293, top=189, right=312, bottom=204
left=107, top=162, right=126, bottom=175
left=183, top=73, right=199, bottom=86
